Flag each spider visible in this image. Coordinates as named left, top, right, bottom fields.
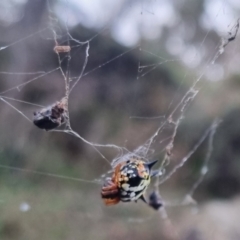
left=101, top=157, right=158, bottom=206
left=33, top=98, right=67, bottom=131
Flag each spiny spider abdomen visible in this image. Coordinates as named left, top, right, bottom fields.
left=101, top=158, right=158, bottom=205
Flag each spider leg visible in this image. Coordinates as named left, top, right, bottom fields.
left=101, top=179, right=120, bottom=206
left=103, top=198, right=120, bottom=206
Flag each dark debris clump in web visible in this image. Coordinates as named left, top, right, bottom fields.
left=148, top=191, right=163, bottom=210
left=33, top=98, right=67, bottom=131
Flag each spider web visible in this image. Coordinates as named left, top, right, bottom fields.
left=0, top=0, right=239, bottom=238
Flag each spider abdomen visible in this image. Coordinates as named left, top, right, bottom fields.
left=101, top=158, right=158, bottom=206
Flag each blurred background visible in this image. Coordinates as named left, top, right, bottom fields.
left=0, top=0, right=240, bottom=239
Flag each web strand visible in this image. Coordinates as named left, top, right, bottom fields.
left=0, top=164, right=99, bottom=185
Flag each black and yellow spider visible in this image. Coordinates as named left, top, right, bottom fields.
left=101, top=157, right=158, bottom=206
